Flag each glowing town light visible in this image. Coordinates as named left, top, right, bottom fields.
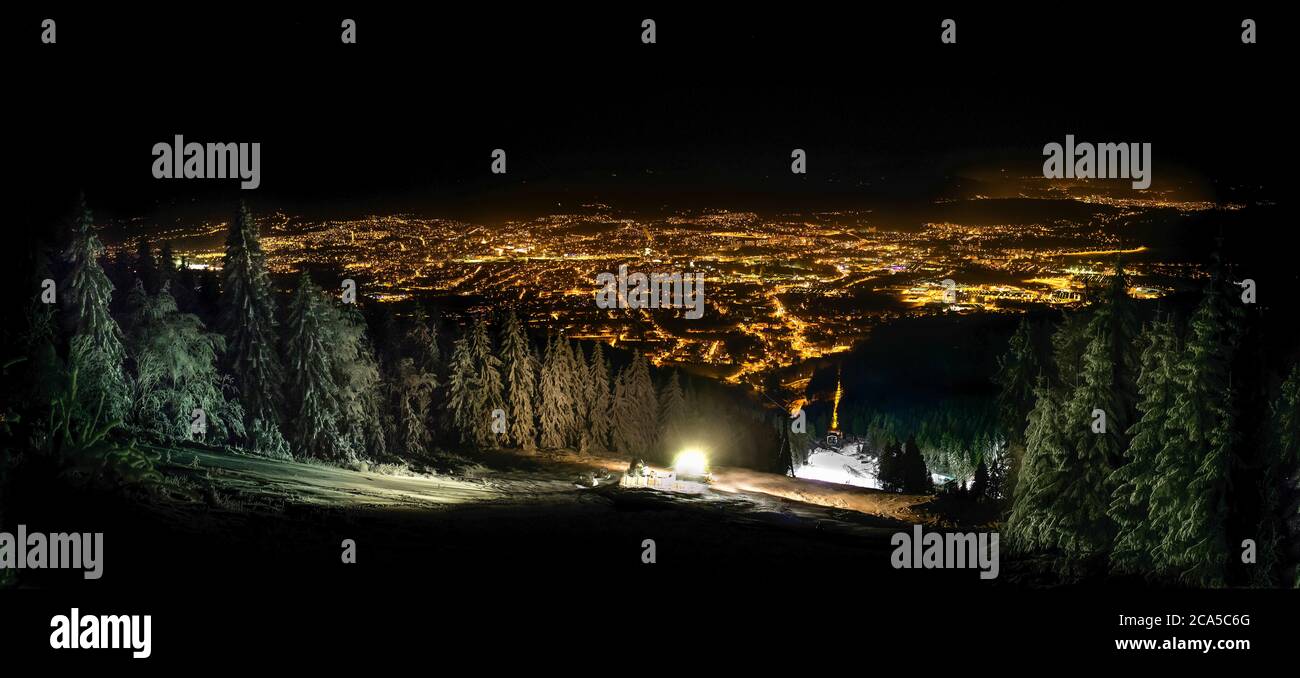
left=674, top=449, right=708, bottom=476
left=830, top=372, right=842, bottom=431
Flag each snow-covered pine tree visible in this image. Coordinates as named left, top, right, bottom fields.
left=390, top=309, right=439, bottom=456
left=1150, top=275, right=1241, bottom=586
left=498, top=312, right=538, bottom=450
left=612, top=352, right=657, bottom=459
left=467, top=317, right=504, bottom=448
left=62, top=196, right=130, bottom=423
left=285, top=271, right=345, bottom=461
left=585, top=343, right=613, bottom=453
left=1006, top=375, right=1069, bottom=553
left=1050, top=311, right=1092, bottom=390
left=124, top=281, right=244, bottom=443
left=445, top=327, right=478, bottom=445
left=994, top=316, right=1047, bottom=497
left=328, top=302, right=388, bottom=459
left=538, top=333, right=577, bottom=449
left=610, top=368, right=631, bottom=457
left=1272, top=365, right=1300, bottom=587
left=1048, top=321, right=1122, bottom=560
left=219, top=202, right=288, bottom=456
left=1108, top=315, right=1178, bottom=575
left=1097, top=262, right=1141, bottom=438
left=569, top=342, right=593, bottom=453
left=657, top=370, right=687, bottom=458
left=995, top=317, right=1045, bottom=446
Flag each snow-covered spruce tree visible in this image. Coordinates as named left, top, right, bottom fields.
left=994, top=317, right=1046, bottom=495
left=1149, top=275, right=1241, bottom=586
left=284, top=272, right=345, bottom=461
left=538, top=334, right=577, bottom=449
left=1108, top=315, right=1179, bottom=575
left=569, top=343, right=593, bottom=453
left=498, top=312, right=537, bottom=450
left=62, top=197, right=131, bottom=424
left=390, top=310, right=438, bottom=457
left=1006, top=375, right=1069, bottom=553
left=557, top=339, right=584, bottom=447
left=609, top=369, right=630, bottom=456
left=612, top=352, right=657, bottom=460
left=1096, top=262, right=1141, bottom=445
left=219, top=202, right=288, bottom=457
left=1273, top=365, right=1300, bottom=588
left=327, top=302, right=388, bottom=459
left=657, top=370, right=687, bottom=458
left=468, top=317, right=505, bottom=448
left=585, top=343, right=613, bottom=453
left=1049, top=311, right=1091, bottom=390
left=123, top=280, right=243, bottom=443
left=1047, top=321, right=1122, bottom=561
left=1258, top=362, right=1300, bottom=587
left=994, top=317, right=1045, bottom=447
left=445, top=327, right=478, bottom=445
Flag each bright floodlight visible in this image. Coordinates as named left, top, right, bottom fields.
left=674, top=449, right=708, bottom=476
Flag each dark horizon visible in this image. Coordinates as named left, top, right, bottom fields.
left=16, top=10, right=1287, bottom=223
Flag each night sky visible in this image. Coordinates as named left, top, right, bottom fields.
left=14, top=9, right=1286, bottom=223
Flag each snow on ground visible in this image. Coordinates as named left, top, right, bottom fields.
left=794, top=441, right=881, bottom=489
left=158, top=444, right=937, bottom=527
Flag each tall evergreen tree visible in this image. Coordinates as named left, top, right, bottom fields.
left=284, top=272, right=344, bottom=461
left=467, top=318, right=504, bottom=448
left=994, top=317, right=1045, bottom=446
left=1006, top=376, right=1069, bottom=553
left=389, top=310, right=439, bottom=457
left=612, top=353, right=657, bottom=459
left=993, top=317, right=1045, bottom=503
left=658, top=370, right=688, bottom=457
left=1149, top=276, right=1240, bottom=586
left=219, top=202, right=287, bottom=456
left=1048, top=321, right=1121, bottom=560
left=1108, top=315, right=1179, bottom=574
left=62, top=197, right=130, bottom=423
left=585, top=343, right=613, bottom=453
left=1271, top=365, right=1300, bottom=587
left=445, top=328, right=478, bottom=445
left=1050, top=311, right=1092, bottom=390
left=498, top=312, right=538, bottom=450
left=570, top=343, right=593, bottom=453
left=538, top=334, right=577, bottom=449
left=329, top=302, right=388, bottom=458
left=1082, top=262, right=1141, bottom=466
